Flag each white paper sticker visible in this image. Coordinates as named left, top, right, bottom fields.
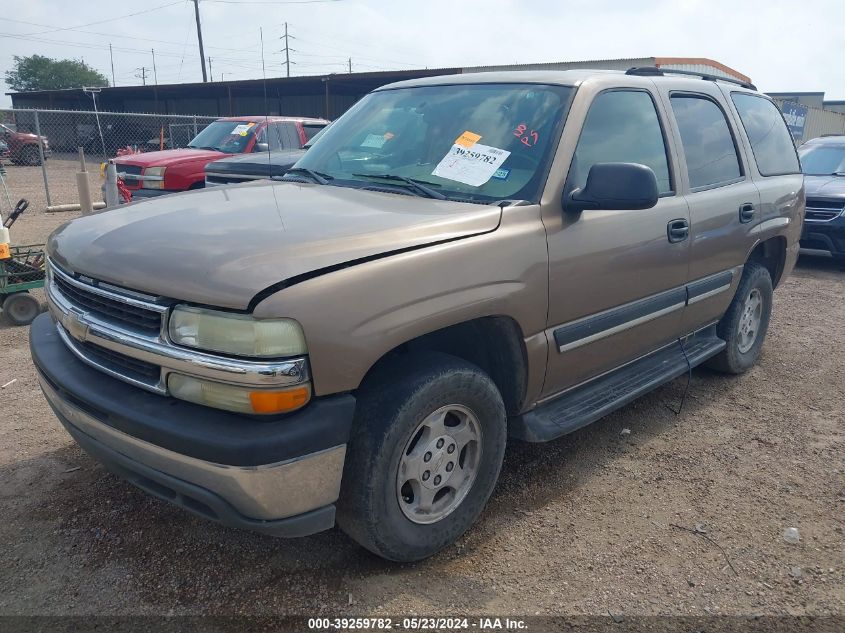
left=360, top=133, right=388, bottom=148
left=432, top=143, right=511, bottom=187
left=231, top=124, right=252, bottom=136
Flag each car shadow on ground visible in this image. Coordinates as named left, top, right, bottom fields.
left=1, top=363, right=740, bottom=613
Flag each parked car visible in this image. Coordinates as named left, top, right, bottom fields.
left=31, top=69, right=803, bottom=562
left=204, top=125, right=329, bottom=186
left=0, top=123, right=50, bottom=165
left=113, top=116, right=329, bottom=198
left=797, top=134, right=845, bottom=263
left=0, top=139, right=9, bottom=161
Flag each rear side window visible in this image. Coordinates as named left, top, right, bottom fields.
left=670, top=95, right=742, bottom=189
left=571, top=90, right=672, bottom=195
left=302, top=124, right=326, bottom=142
left=731, top=93, right=800, bottom=176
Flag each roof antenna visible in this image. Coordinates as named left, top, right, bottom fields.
left=260, top=26, right=271, bottom=175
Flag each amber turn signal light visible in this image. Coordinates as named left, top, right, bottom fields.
left=249, top=385, right=311, bottom=414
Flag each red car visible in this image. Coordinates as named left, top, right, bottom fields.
left=114, top=116, right=329, bottom=198
left=0, top=124, right=50, bottom=165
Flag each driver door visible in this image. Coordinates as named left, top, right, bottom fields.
left=542, top=88, right=691, bottom=397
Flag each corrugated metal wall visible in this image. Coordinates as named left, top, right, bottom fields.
left=658, top=63, right=737, bottom=81
left=772, top=98, right=845, bottom=144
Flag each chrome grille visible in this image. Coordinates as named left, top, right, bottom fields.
left=118, top=164, right=143, bottom=187
left=73, top=338, right=160, bottom=382
left=805, top=198, right=844, bottom=222
left=51, top=265, right=164, bottom=335
left=45, top=258, right=310, bottom=397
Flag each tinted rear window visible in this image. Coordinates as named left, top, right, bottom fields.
left=671, top=95, right=742, bottom=189
left=730, top=93, right=800, bottom=176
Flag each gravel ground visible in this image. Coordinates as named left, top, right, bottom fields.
left=0, top=164, right=843, bottom=622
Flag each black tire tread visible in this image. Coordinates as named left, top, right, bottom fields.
left=707, top=262, right=773, bottom=374
left=336, top=351, right=506, bottom=562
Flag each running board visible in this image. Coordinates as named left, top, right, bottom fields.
left=510, top=326, right=726, bottom=442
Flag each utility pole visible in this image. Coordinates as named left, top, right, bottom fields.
left=135, top=67, right=148, bottom=86
left=348, top=57, right=352, bottom=73
left=208, top=56, right=213, bottom=81
left=192, top=0, right=208, bottom=82
left=151, top=49, right=158, bottom=85
left=109, top=43, right=116, bottom=86
left=281, top=22, right=291, bottom=77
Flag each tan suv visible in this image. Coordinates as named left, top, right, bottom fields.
left=30, top=68, right=804, bottom=562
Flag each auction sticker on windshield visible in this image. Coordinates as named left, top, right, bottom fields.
left=432, top=143, right=511, bottom=187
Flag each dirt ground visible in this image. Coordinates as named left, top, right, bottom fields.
left=0, top=163, right=843, bottom=621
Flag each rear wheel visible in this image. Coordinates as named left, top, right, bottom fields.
left=707, top=262, right=773, bottom=374
left=337, top=353, right=507, bottom=561
left=2, top=292, right=40, bottom=326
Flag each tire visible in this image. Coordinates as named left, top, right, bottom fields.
left=18, top=145, right=41, bottom=166
left=706, top=262, right=773, bottom=374
left=2, top=292, right=41, bottom=326
left=337, top=352, right=507, bottom=562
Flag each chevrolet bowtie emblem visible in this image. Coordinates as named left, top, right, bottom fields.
left=65, top=309, right=90, bottom=342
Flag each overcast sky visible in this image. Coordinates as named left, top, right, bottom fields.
left=2, top=0, right=844, bottom=108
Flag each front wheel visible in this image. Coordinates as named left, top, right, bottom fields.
left=337, top=353, right=507, bottom=562
left=707, top=262, right=773, bottom=374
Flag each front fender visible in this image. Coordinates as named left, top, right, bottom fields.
left=252, top=205, right=549, bottom=396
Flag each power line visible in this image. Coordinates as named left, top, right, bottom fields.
left=21, top=1, right=183, bottom=36
left=0, top=16, right=260, bottom=54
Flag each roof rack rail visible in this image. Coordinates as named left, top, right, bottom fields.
left=626, top=66, right=757, bottom=91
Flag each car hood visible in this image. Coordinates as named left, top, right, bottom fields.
left=47, top=181, right=502, bottom=310
left=804, top=175, right=845, bottom=198
left=114, top=148, right=231, bottom=168
left=206, top=149, right=304, bottom=176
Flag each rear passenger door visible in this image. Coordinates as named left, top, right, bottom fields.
left=657, top=86, right=760, bottom=332
left=542, top=88, right=691, bottom=397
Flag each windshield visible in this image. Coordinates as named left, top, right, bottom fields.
left=188, top=120, right=258, bottom=153
left=295, top=83, right=574, bottom=202
left=798, top=144, right=845, bottom=175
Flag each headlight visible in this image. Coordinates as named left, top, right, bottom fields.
left=168, top=374, right=311, bottom=415
left=168, top=305, right=307, bottom=358
left=143, top=165, right=166, bottom=189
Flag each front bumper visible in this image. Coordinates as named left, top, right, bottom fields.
left=30, top=313, right=356, bottom=537
left=800, top=216, right=845, bottom=259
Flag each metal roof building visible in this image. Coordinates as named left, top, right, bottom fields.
left=6, top=57, right=751, bottom=119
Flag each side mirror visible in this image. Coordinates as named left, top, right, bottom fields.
left=565, top=162, right=659, bottom=213
left=254, top=142, right=270, bottom=153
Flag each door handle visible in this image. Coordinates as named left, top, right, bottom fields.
left=667, top=218, right=689, bottom=243
left=739, top=202, right=755, bottom=224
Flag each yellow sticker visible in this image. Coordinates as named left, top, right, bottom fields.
left=455, top=130, right=482, bottom=148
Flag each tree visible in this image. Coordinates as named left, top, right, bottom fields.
left=5, top=55, right=109, bottom=92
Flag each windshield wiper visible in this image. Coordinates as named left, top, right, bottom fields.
left=352, top=173, right=446, bottom=200
left=278, top=167, right=333, bottom=185
left=188, top=145, right=223, bottom=152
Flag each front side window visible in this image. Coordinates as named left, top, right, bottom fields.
left=798, top=144, right=845, bottom=176
left=569, top=90, right=672, bottom=195
left=295, top=83, right=574, bottom=203
left=670, top=95, right=742, bottom=189
left=188, top=120, right=258, bottom=153
left=730, top=93, right=800, bottom=176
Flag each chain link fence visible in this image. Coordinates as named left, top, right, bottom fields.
left=0, top=108, right=218, bottom=207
